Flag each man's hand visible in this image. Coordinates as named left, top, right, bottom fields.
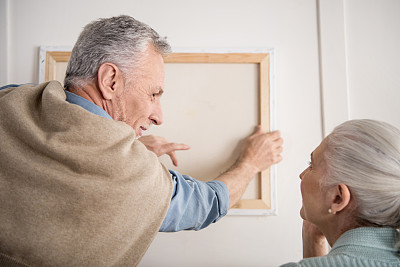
left=237, top=126, right=283, bottom=173
left=216, top=126, right=283, bottom=208
left=138, top=135, right=190, bottom=167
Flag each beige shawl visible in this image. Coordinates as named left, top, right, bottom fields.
left=0, top=81, right=173, bottom=266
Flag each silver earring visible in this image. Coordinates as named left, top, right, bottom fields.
left=328, top=209, right=332, bottom=214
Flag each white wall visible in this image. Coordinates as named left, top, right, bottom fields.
left=344, top=0, right=400, bottom=129
left=0, top=0, right=9, bottom=84
left=2, top=0, right=399, bottom=266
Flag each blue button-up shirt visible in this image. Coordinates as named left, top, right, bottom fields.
left=0, top=84, right=229, bottom=232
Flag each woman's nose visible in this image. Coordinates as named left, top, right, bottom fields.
left=299, top=168, right=307, bottom=180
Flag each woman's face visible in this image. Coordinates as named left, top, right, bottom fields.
left=299, top=139, right=330, bottom=225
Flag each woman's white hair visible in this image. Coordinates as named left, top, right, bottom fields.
left=323, top=119, right=400, bottom=249
left=64, top=15, right=171, bottom=89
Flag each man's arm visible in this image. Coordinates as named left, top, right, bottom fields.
left=216, top=126, right=283, bottom=208
left=159, top=170, right=228, bottom=232
left=141, top=127, right=283, bottom=210
left=141, top=127, right=283, bottom=231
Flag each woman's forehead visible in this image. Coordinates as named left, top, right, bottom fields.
left=312, top=140, right=328, bottom=164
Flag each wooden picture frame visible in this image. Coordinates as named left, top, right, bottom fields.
left=38, top=46, right=277, bottom=215
left=163, top=52, right=275, bottom=215
left=39, top=46, right=72, bottom=84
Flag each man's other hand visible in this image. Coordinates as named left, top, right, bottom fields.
left=139, top=135, right=190, bottom=167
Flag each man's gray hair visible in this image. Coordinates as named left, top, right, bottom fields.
left=64, top=15, right=171, bottom=89
left=323, top=119, right=400, bottom=232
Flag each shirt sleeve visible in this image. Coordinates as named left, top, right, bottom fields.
left=159, top=169, right=229, bottom=232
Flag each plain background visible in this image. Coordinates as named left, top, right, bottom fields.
left=1, top=0, right=399, bottom=266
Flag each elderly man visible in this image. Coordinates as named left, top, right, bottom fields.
left=0, top=15, right=283, bottom=266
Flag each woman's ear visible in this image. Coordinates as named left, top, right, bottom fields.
left=330, top=183, right=351, bottom=214
left=97, top=63, right=123, bottom=100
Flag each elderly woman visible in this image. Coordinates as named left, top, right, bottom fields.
left=282, top=119, right=400, bottom=266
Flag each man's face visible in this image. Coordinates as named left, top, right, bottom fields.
left=115, top=46, right=165, bottom=137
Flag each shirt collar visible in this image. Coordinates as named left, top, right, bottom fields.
left=332, top=227, right=399, bottom=253
left=65, top=90, right=113, bottom=120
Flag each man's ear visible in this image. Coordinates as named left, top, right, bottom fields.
left=330, top=183, right=351, bottom=214
left=97, top=63, right=123, bottom=100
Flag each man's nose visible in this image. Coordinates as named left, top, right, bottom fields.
left=150, top=104, right=163, bottom=125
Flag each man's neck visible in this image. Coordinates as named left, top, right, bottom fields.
left=66, top=83, right=118, bottom=121
left=66, top=84, right=101, bottom=106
